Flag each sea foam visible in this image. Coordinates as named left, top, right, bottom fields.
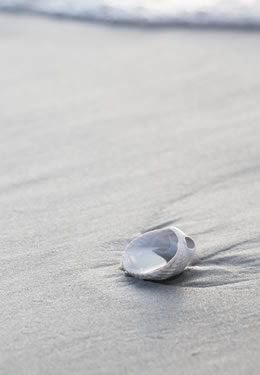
left=1, top=0, right=260, bottom=27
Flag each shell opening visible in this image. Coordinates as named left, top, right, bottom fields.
left=185, top=236, right=195, bottom=249
left=153, top=231, right=178, bottom=263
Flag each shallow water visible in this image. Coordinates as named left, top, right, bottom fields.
left=1, top=0, right=260, bottom=27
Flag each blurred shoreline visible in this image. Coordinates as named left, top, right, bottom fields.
left=2, top=6, right=260, bottom=31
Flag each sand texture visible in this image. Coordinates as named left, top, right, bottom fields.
left=0, top=14, right=260, bottom=375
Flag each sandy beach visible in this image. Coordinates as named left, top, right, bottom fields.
left=0, top=13, right=260, bottom=374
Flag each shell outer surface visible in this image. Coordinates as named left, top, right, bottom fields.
left=122, top=226, right=196, bottom=281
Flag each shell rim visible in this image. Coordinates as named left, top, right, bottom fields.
left=122, top=227, right=195, bottom=277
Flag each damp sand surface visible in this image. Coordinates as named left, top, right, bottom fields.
left=0, top=14, right=260, bottom=375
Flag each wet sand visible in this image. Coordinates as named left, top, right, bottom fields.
left=0, top=14, right=260, bottom=375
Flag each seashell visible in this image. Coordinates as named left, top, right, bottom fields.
left=121, top=226, right=196, bottom=281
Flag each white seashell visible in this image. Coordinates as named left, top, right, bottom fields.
left=121, top=226, right=196, bottom=281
